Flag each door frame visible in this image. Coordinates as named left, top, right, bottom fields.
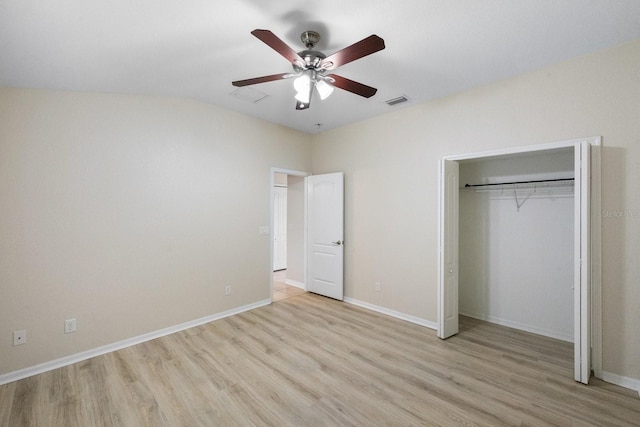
left=270, top=168, right=310, bottom=302
left=437, top=137, right=602, bottom=383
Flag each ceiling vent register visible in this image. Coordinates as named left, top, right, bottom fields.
left=385, top=95, right=409, bottom=106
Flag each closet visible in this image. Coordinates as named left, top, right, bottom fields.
left=438, top=138, right=598, bottom=384
left=458, top=148, right=575, bottom=342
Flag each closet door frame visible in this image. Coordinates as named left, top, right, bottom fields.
left=437, top=137, right=601, bottom=384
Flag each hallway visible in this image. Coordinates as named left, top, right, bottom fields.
left=273, top=270, right=305, bottom=302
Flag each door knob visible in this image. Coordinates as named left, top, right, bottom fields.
left=332, top=240, right=343, bottom=246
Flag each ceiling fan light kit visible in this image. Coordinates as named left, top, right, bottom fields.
left=293, top=70, right=314, bottom=103
left=232, top=29, right=385, bottom=110
left=316, top=79, right=334, bottom=100
left=293, top=70, right=334, bottom=103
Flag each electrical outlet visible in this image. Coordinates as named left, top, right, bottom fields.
left=64, top=318, right=76, bottom=334
left=13, top=330, right=26, bottom=346
left=374, top=282, right=381, bottom=292
left=224, top=285, right=231, bottom=296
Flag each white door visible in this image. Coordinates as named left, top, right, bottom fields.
left=273, top=186, right=287, bottom=271
left=574, top=141, right=591, bottom=384
left=306, top=172, right=344, bottom=300
left=438, top=159, right=459, bottom=339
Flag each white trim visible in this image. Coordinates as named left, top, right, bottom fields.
left=576, top=140, right=592, bottom=383
left=590, top=139, right=602, bottom=379
left=284, top=279, right=305, bottom=289
left=269, top=168, right=310, bottom=302
left=437, top=158, right=460, bottom=339
left=0, top=299, right=271, bottom=386
left=601, top=371, right=640, bottom=395
left=270, top=168, right=310, bottom=177
left=460, top=311, right=573, bottom=343
left=344, top=297, right=438, bottom=330
left=443, top=137, right=597, bottom=162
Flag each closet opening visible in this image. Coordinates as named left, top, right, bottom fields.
left=437, top=138, right=601, bottom=385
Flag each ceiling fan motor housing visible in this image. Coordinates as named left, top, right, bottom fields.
left=294, top=49, right=327, bottom=72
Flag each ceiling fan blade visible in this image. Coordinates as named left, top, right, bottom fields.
left=321, top=35, right=385, bottom=70
left=327, top=74, right=378, bottom=98
left=251, top=29, right=305, bottom=66
left=232, top=73, right=290, bottom=87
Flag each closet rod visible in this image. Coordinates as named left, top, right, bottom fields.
left=464, top=178, right=574, bottom=188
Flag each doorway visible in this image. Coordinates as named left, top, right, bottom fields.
left=269, top=169, right=346, bottom=302
left=270, top=168, right=308, bottom=302
left=273, top=269, right=305, bottom=301
left=437, top=137, right=601, bottom=384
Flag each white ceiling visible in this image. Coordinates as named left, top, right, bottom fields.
left=1, top=1, right=639, bottom=134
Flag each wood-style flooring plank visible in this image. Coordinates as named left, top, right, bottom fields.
left=1, top=292, right=639, bottom=426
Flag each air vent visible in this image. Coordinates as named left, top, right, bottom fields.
left=229, top=87, right=269, bottom=103
left=385, top=95, right=409, bottom=106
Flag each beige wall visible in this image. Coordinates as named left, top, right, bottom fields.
left=0, top=88, right=312, bottom=374
left=311, top=40, right=640, bottom=382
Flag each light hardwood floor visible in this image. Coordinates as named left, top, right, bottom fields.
left=273, top=270, right=305, bottom=302
left=1, top=293, right=639, bottom=426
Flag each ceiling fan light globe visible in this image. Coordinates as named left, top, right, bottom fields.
left=295, top=90, right=311, bottom=103
left=293, top=74, right=311, bottom=93
left=316, top=80, right=334, bottom=100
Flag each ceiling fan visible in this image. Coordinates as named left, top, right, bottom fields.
left=232, top=29, right=385, bottom=110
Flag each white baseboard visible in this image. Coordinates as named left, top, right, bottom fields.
left=460, top=311, right=573, bottom=343
left=601, top=371, right=640, bottom=395
left=344, top=297, right=437, bottom=330
left=284, top=279, right=305, bottom=289
left=0, top=299, right=271, bottom=386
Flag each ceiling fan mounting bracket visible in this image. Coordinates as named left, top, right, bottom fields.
left=300, top=31, right=320, bottom=49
